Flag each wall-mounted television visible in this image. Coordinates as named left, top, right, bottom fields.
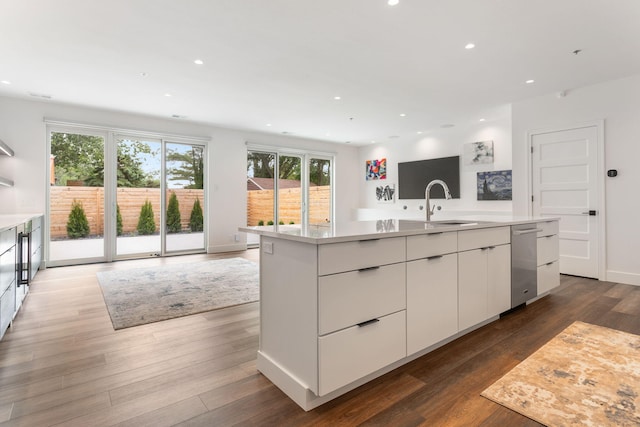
left=398, top=156, right=460, bottom=199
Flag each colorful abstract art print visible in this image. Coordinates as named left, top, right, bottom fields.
left=366, top=158, right=387, bottom=180
left=477, top=170, right=512, bottom=200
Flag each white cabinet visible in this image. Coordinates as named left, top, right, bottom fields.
left=407, top=253, right=458, bottom=355
left=0, top=227, right=16, bottom=340
left=537, top=220, right=560, bottom=294
left=458, top=227, right=511, bottom=331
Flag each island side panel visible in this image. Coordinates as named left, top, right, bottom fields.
left=258, top=235, right=319, bottom=394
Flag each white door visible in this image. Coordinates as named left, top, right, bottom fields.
left=531, top=125, right=602, bottom=279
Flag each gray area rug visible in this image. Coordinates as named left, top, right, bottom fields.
left=97, top=258, right=259, bottom=330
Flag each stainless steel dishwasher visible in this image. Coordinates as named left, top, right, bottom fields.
left=511, top=224, right=541, bottom=307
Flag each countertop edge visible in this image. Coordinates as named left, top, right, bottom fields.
left=239, top=217, right=560, bottom=244
left=0, top=213, right=44, bottom=232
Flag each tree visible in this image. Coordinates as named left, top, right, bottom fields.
left=166, top=192, right=181, bottom=233
left=136, top=200, right=156, bottom=235
left=189, top=198, right=203, bottom=232
left=51, top=132, right=159, bottom=188
left=309, top=159, right=331, bottom=185
left=66, top=200, right=90, bottom=238
left=116, top=204, right=123, bottom=236
left=166, top=146, right=204, bottom=189
left=247, top=152, right=301, bottom=180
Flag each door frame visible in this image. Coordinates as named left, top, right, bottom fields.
left=526, top=119, right=607, bottom=281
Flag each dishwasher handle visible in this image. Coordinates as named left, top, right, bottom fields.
left=512, top=228, right=543, bottom=236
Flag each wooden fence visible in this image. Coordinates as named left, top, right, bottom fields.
left=50, top=187, right=204, bottom=238
left=246, top=186, right=331, bottom=226
left=50, top=185, right=331, bottom=238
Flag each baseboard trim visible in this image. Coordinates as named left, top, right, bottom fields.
left=606, top=270, right=640, bottom=286
left=207, top=243, right=247, bottom=253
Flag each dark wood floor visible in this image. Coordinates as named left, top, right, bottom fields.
left=1, top=250, right=638, bottom=426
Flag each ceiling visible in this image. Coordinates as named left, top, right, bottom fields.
left=1, top=1, right=639, bottom=146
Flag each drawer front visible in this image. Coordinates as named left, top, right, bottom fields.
left=318, top=237, right=406, bottom=276
left=458, top=227, right=510, bottom=252
left=538, top=261, right=560, bottom=294
left=318, top=310, right=406, bottom=396
left=319, top=263, right=406, bottom=335
left=0, top=227, right=16, bottom=256
left=407, top=231, right=457, bottom=261
left=31, top=216, right=42, bottom=231
left=1, top=281, right=16, bottom=337
left=0, top=246, right=16, bottom=291
left=537, top=234, right=559, bottom=266
left=537, top=220, right=559, bottom=238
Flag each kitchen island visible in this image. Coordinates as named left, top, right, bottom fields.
left=240, top=217, right=559, bottom=411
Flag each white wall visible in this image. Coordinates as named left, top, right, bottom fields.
left=356, top=115, right=512, bottom=220
left=512, top=73, right=640, bottom=285
left=0, top=96, right=359, bottom=254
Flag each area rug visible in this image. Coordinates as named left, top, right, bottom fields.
left=96, top=258, right=259, bottom=330
left=482, top=321, right=640, bottom=426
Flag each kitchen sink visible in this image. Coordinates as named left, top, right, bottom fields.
left=398, top=219, right=480, bottom=230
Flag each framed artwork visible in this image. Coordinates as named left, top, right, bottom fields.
left=375, top=184, right=395, bottom=203
left=464, top=141, right=494, bottom=165
left=366, top=158, right=387, bottom=180
left=477, top=170, right=512, bottom=200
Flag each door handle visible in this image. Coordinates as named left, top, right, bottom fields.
left=581, top=210, right=597, bottom=216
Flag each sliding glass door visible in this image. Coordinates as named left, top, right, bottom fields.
left=47, top=125, right=207, bottom=266
left=246, top=148, right=333, bottom=245
left=49, top=129, right=107, bottom=264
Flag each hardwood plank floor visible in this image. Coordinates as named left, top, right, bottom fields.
left=0, top=251, right=638, bottom=426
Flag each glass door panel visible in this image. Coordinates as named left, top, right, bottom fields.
left=247, top=151, right=275, bottom=245
left=308, top=157, right=332, bottom=224
left=49, top=131, right=106, bottom=263
left=277, top=155, right=302, bottom=228
left=165, top=142, right=206, bottom=252
left=115, top=136, right=162, bottom=257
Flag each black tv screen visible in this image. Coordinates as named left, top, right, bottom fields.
left=398, top=156, right=460, bottom=199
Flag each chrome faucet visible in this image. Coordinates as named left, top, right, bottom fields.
left=425, top=179, right=452, bottom=221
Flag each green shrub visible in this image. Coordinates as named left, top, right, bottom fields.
left=258, top=220, right=264, bottom=226
left=189, top=198, right=204, bottom=232
left=166, top=192, right=181, bottom=233
left=289, top=221, right=294, bottom=225
left=66, top=199, right=90, bottom=239
left=116, top=204, right=123, bottom=236
left=267, top=220, right=274, bottom=226
left=137, top=200, right=156, bottom=235
left=279, top=220, right=284, bottom=225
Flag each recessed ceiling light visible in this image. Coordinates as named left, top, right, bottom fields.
left=371, top=140, right=376, bottom=144
left=266, top=123, right=272, bottom=127
left=325, top=132, right=331, bottom=136
left=164, top=93, right=172, bottom=97
left=399, top=113, right=406, bottom=117
left=1, top=80, right=11, bottom=85
left=526, top=79, right=535, bottom=84
left=194, top=59, right=204, bottom=65
left=465, top=43, right=475, bottom=50
left=388, top=0, right=399, bottom=5
left=334, top=96, right=341, bottom=100
left=479, top=118, right=486, bottom=122
left=441, top=124, right=455, bottom=128
left=417, top=131, right=423, bottom=134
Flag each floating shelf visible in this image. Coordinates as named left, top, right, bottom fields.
left=0, top=139, right=14, bottom=156
left=0, top=176, right=14, bottom=187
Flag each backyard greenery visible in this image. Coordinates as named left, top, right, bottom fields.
left=166, top=192, right=181, bottom=233
left=66, top=200, right=90, bottom=238
left=137, top=200, right=156, bottom=235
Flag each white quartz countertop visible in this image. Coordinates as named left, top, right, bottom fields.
left=0, top=213, right=43, bottom=232
left=239, top=215, right=559, bottom=244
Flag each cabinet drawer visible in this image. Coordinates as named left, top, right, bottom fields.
left=319, top=262, right=406, bottom=335
left=538, top=261, right=560, bottom=295
left=537, top=234, right=559, bottom=266
left=407, top=231, right=457, bottom=261
left=318, top=310, right=406, bottom=396
left=537, top=220, right=558, bottom=238
left=1, top=281, right=16, bottom=338
left=458, top=227, right=510, bottom=252
left=0, top=228, right=15, bottom=256
left=318, top=237, right=406, bottom=276
left=0, top=246, right=16, bottom=291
